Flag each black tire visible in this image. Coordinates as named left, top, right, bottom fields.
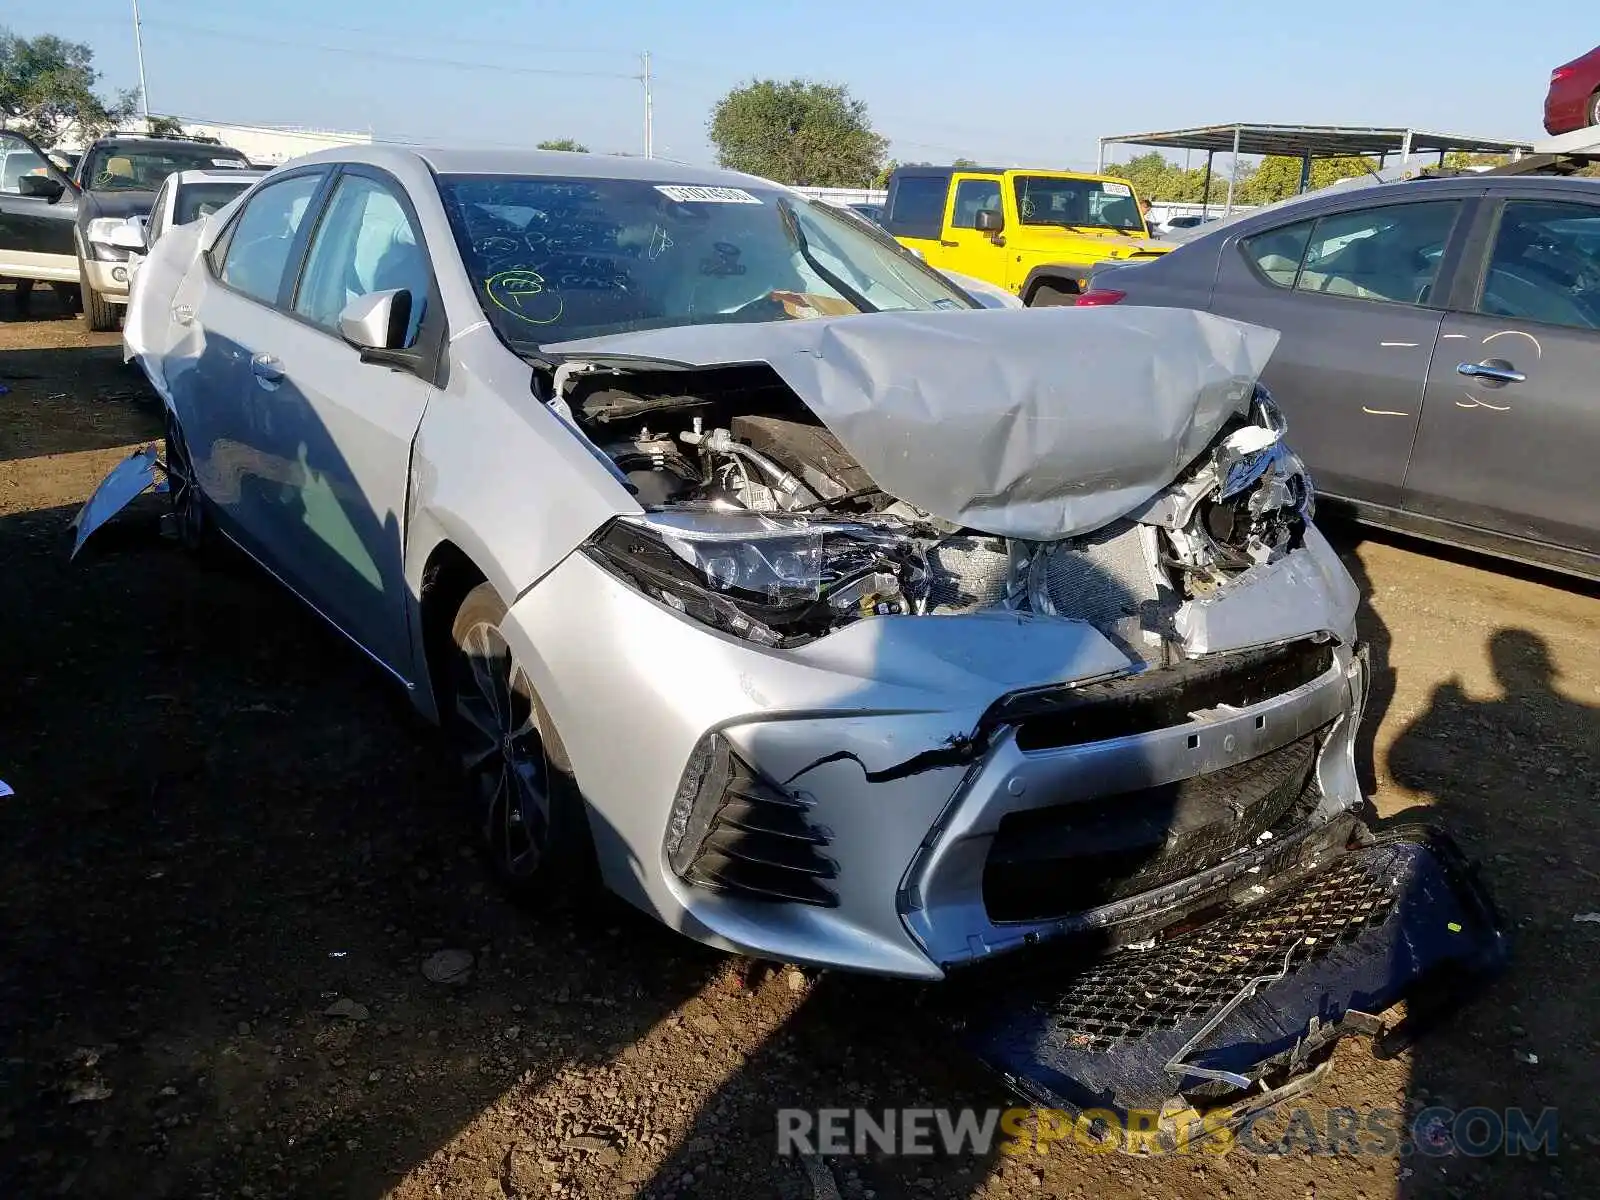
left=54, top=283, right=82, bottom=314
left=447, top=582, right=593, bottom=901
left=79, top=257, right=119, bottom=331
left=163, top=411, right=209, bottom=554
left=1028, top=282, right=1076, bottom=307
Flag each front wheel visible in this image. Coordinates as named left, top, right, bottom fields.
left=79, top=257, right=119, bottom=331
left=447, top=583, right=593, bottom=901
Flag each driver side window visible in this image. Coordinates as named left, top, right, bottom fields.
left=218, top=172, right=323, bottom=306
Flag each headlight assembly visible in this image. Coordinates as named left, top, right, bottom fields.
left=582, top=511, right=927, bottom=647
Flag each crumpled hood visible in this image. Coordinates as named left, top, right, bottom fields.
left=545, top=306, right=1278, bottom=541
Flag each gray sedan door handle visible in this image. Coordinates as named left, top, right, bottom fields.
left=1457, top=359, right=1525, bottom=385
left=251, top=354, right=284, bottom=384
left=171, top=303, right=194, bottom=325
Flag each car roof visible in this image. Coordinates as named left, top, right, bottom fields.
left=278, top=143, right=782, bottom=189
left=171, top=168, right=268, bottom=183
left=89, top=136, right=246, bottom=154
left=888, top=164, right=1129, bottom=182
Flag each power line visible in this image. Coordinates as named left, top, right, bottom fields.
left=137, top=18, right=643, bottom=80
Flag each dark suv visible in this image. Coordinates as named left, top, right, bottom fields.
left=0, top=130, right=252, bottom=329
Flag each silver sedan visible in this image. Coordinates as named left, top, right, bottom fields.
left=120, top=146, right=1368, bottom=981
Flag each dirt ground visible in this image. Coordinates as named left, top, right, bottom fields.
left=1, top=284, right=1595, bottom=1200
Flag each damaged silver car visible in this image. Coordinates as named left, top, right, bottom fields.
left=111, top=148, right=1501, bottom=1124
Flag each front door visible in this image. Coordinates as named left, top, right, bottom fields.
left=938, top=172, right=1007, bottom=283
left=0, top=131, right=79, bottom=282
left=233, top=167, right=438, bottom=674
left=1403, top=196, right=1600, bottom=555
left=1208, top=197, right=1468, bottom=508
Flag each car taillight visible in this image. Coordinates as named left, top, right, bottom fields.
left=1074, top=288, right=1126, bottom=306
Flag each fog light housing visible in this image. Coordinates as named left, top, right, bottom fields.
left=111, top=266, right=128, bottom=283
left=667, top=733, right=838, bottom=907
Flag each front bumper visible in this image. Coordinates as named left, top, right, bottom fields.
left=502, top=525, right=1366, bottom=979
left=80, top=256, right=132, bottom=302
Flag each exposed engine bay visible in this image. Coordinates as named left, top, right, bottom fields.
left=555, top=360, right=1314, bottom=654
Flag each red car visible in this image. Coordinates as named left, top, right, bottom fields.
left=1545, top=45, right=1600, bottom=135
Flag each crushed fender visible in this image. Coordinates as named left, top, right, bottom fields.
left=956, top=824, right=1506, bottom=1140
left=69, top=444, right=168, bottom=559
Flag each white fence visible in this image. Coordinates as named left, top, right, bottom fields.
left=791, top=186, right=887, bottom=207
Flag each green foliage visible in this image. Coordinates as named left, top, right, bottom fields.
left=951, top=157, right=978, bottom=168
left=1239, top=155, right=1377, bottom=204
left=708, top=78, right=887, bottom=187
left=873, top=158, right=899, bottom=189
left=1105, top=150, right=1252, bottom=206
left=0, top=30, right=136, bottom=145
left=145, top=114, right=185, bottom=137
left=537, top=138, right=588, bottom=153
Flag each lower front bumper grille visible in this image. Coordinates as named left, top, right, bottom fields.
left=983, top=728, right=1325, bottom=922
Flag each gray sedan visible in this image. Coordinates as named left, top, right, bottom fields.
left=1087, top=175, right=1600, bottom=580
left=120, top=145, right=1366, bottom=984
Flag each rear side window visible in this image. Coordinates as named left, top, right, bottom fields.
left=886, top=176, right=949, bottom=240
left=217, top=173, right=323, bottom=305
left=1296, top=201, right=1460, bottom=305
left=1242, top=220, right=1314, bottom=287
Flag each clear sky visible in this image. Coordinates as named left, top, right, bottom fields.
left=6, top=0, right=1586, bottom=168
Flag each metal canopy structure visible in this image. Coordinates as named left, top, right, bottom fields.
left=1097, top=123, right=1536, bottom=215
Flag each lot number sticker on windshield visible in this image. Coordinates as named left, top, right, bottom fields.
left=655, top=185, right=762, bottom=204
left=1101, top=182, right=1132, bottom=197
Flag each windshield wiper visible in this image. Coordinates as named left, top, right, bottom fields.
left=776, top=199, right=877, bottom=315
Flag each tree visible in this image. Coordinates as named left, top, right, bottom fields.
left=0, top=30, right=136, bottom=145
left=873, top=158, right=899, bottom=188
left=951, top=157, right=978, bottom=168
left=537, top=137, right=588, bottom=152
left=1239, top=155, right=1376, bottom=204
left=145, top=114, right=186, bottom=137
left=708, top=79, right=887, bottom=187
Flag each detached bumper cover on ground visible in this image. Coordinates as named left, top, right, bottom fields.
left=962, top=823, right=1507, bottom=1126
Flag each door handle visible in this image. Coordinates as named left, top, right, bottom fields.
left=1457, top=359, right=1525, bottom=385
left=171, top=303, right=194, bottom=325
left=939, top=239, right=959, bottom=247
left=250, top=354, right=284, bottom=383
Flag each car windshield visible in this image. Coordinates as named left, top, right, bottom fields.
left=82, top=144, right=250, bottom=192
left=1013, top=175, right=1145, bottom=233
left=175, top=179, right=254, bottom=224
left=437, top=174, right=976, bottom=348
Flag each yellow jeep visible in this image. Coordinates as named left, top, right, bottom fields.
left=882, top=165, right=1171, bottom=305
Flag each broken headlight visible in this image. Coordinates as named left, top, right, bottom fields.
left=582, top=512, right=927, bottom=647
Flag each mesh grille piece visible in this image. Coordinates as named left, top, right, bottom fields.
left=1047, top=853, right=1398, bottom=1048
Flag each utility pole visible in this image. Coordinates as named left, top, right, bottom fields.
left=642, top=51, right=653, bottom=159
left=131, top=0, right=151, bottom=121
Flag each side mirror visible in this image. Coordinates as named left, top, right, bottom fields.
left=18, top=174, right=66, bottom=202
left=338, top=288, right=413, bottom=352
left=974, top=208, right=1004, bottom=234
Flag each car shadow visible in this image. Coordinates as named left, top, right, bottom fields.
left=1387, top=624, right=1594, bottom=1198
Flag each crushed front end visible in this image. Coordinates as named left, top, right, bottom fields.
left=509, top=308, right=1503, bottom=1118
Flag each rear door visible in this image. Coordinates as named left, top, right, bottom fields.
left=183, top=167, right=331, bottom=561
left=0, top=131, right=79, bottom=281
left=1402, top=194, right=1600, bottom=556
left=883, top=172, right=952, bottom=266
left=1208, top=197, right=1470, bottom=508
